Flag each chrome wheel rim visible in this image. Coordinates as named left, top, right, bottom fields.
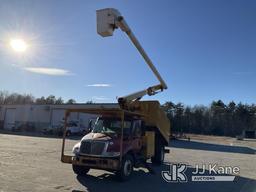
left=124, top=159, right=132, bottom=176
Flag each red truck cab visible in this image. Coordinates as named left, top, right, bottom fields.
left=71, top=116, right=144, bottom=180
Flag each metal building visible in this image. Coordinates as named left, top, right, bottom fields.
left=0, top=103, right=118, bottom=132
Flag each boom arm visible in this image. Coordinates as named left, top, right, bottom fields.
left=97, top=8, right=167, bottom=106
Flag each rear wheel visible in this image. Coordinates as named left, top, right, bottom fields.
left=116, top=154, right=134, bottom=181
left=72, top=164, right=90, bottom=176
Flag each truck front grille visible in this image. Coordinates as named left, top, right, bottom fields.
left=80, top=141, right=106, bottom=155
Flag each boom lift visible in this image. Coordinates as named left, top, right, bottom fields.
left=61, top=8, right=170, bottom=181
left=97, top=8, right=168, bottom=107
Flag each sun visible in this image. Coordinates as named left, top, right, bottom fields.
left=10, top=39, right=28, bottom=52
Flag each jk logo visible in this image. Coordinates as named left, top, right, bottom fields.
left=162, top=163, right=188, bottom=182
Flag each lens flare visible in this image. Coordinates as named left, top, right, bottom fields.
left=10, top=39, right=28, bottom=52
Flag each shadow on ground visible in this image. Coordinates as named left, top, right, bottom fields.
left=170, top=139, right=256, bottom=154
left=73, top=164, right=256, bottom=192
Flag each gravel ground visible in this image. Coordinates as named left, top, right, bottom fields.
left=0, top=133, right=255, bottom=192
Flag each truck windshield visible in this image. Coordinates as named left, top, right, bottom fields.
left=92, top=118, right=131, bottom=136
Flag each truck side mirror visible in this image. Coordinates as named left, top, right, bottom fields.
left=88, top=120, right=93, bottom=132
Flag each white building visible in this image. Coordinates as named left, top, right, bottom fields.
left=0, top=103, right=118, bottom=131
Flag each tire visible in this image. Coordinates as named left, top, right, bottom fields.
left=116, top=154, right=134, bottom=181
left=72, top=164, right=90, bottom=176
left=151, top=144, right=164, bottom=165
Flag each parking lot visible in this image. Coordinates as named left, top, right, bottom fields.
left=0, top=133, right=255, bottom=192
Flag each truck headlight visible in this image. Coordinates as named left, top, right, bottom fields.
left=102, top=141, right=120, bottom=157
left=103, top=151, right=120, bottom=157
left=72, top=143, right=80, bottom=155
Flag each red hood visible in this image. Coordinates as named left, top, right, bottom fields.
left=80, top=132, right=131, bottom=153
left=81, top=132, right=112, bottom=141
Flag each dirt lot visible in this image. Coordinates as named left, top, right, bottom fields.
left=0, top=133, right=255, bottom=192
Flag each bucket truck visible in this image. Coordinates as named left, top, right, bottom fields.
left=61, top=8, right=170, bottom=181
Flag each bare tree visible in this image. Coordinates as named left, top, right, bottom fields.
left=66, top=99, right=76, bottom=104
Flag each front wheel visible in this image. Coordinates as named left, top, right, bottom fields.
left=116, top=154, right=134, bottom=181
left=72, top=164, right=90, bottom=176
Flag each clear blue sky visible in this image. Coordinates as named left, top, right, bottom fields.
left=0, top=0, right=255, bottom=105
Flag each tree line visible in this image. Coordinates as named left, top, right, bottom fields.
left=1, top=91, right=255, bottom=136
left=0, top=91, right=77, bottom=105
left=163, top=100, right=256, bottom=137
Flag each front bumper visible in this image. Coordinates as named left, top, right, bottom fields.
left=61, top=154, right=120, bottom=171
